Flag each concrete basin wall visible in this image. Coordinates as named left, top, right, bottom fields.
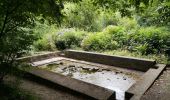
left=125, top=64, right=166, bottom=100
left=25, top=68, right=116, bottom=100
left=16, top=50, right=166, bottom=100
left=63, top=50, right=156, bottom=71
left=17, top=52, right=60, bottom=62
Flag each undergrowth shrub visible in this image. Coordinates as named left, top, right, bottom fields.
left=33, top=33, right=57, bottom=51
left=55, top=29, right=85, bottom=50
left=103, top=25, right=128, bottom=47
left=128, top=27, right=170, bottom=55
left=32, top=21, right=58, bottom=51
left=117, top=17, right=138, bottom=31
left=81, top=32, right=118, bottom=51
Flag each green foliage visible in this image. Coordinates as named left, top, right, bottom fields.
left=33, top=36, right=55, bottom=51
left=62, top=0, right=98, bottom=31
left=55, top=29, right=85, bottom=50
left=103, top=25, right=124, bottom=34
left=135, top=0, right=170, bottom=26
left=128, top=27, right=170, bottom=54
left=103, top=25, right=128, bottom=47
left=92, top=0, right=133, bottom=17
left=102, top=49, right=169, bottom=64
left=117, top=17, right=139, bottom=31
left=81, top=32, right=118, bottom=51
left=135, top=43, right=150, bottom=55
left=62, top=0, right=118, bottom=31
left=32, top=22, right=57, bottom=51
left=92, top=10, right=118, bottom=31
left=0, top=0, right=64, bottom=82
left=30, top=0, right=170, bottom=64
left=0, top=28, right=36, bottom=82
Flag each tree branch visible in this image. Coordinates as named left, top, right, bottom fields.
left=0, top=2, right=23, bottom=38
left=4, top=23, right=20, bottom=34
left=0, top=11, right=9, bottom=38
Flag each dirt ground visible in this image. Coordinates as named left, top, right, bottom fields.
left=4, top=76, right=91, bottom=100
left=141, top=67, right=170, bottom=100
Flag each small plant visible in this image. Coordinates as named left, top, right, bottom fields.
left=103, top=25, right=124, bottom=34
left=135, top=43, right=150, bottom=55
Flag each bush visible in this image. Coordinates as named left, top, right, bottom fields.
left=32, top=21, right=58, bottom=51
left=81, top=32, right=118, bottom=51
left=117, top=17, right=138, bottom=31
left=33, top=33, right=57, bottom=51
left=103, top=25, right=128, bottom=47
left=55, top=29, right=85, bottom=50
left=93, top=10, right=118, bottom=31
left=128, top=27, right=170, bottom=54
left=103, top=25, right=124, bottom=34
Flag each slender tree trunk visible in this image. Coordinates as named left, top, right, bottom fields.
left=0, top=74, right=5, bottom=83
left=0, top=4, right=9, bottom=38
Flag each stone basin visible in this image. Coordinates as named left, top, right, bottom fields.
left=38, top=58, right=143, bottom=100
left=18, top=50, right=166, bottom=100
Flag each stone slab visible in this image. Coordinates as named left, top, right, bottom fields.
left=17, top=52, right=60, bottom=62
left=26, top=68, right=116, bottom=100
left=31, top=57, right=65, bottom=66
left=63, top=50, right=156, bottom=71
left=125, top=64, right=166, bottom=100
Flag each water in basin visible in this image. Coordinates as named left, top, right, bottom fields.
left=39, top=59, right=141, bottom=100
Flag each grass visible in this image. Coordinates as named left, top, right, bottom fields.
left=71, top=48, right=169, bottom=64
left=28, top=48, right=169, bottom=64
left=101, top=50, right=169, bottom=64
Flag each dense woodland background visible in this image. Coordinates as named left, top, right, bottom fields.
left=32, top=0, right=170, bottom=63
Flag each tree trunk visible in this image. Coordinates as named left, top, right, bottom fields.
left=0, top=73, right=5, bottom=83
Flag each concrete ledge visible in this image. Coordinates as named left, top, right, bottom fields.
left=17, top=52, right=60, bottom=62
left=125, top=64, right=166, bottom=100
left=26, top=68, right=115, bottom=100
left=63, top=50, right=156, bottom=71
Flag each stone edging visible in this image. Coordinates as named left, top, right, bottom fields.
left=125, top=64, right=166, bottom=100
left=17, top=52, right=60, bottom=62
left=16, top=50, right=167, bottom=100
left=63, top=50, right=156, bottom=71
left=26, top=68, right=115, bottom=100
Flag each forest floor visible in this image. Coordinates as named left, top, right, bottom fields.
left=4, top=76, right=89, bottom=100
left=141, top=66, right=170, bottom=100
